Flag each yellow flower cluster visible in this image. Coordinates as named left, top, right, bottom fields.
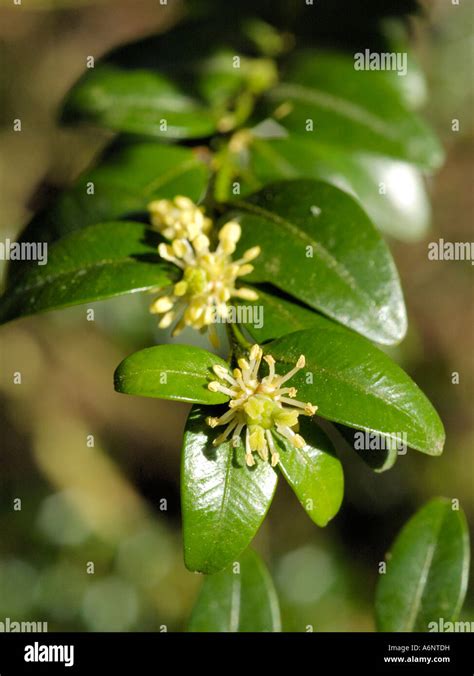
left=148, top=197, right=260, bottom=337
left=149, top=196, right=212, bottom=241
left=207, top=345, right=317, bottom=467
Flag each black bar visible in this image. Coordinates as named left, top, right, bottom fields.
left=0, top=632, right=471, bottom=674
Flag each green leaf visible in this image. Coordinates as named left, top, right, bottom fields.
left=375, top=498, right=470, bottom=632
left=247, top=136, right=431, bottom=241
left=195, top=50, right=277, bottom=109
left=196, top=50, right=249, bottom=107
left=84, top=19, right=267, bottom=113
left=62, top=65, right=219, bottom=139
left=188, top=548, right=281, bottom=632
left=0, top=221, right=175, bottom=324
left=260, top=50, right=443, bottom=170
left=276, top=419, right=343, bottom=526
left=236, top=293, right=444, bottom=459
left=235, top=287, right=345, bottom=343
left=380, top=20, right=429, bottom=111
left=114, top=346, right=230, bottom=404
left=226, top=179, right=407, bottom=345
left=265, top=327, right=445, bottom=456
left=182, top=406, right=278, bottom=574
left=13, top=142, right=210, bottom=250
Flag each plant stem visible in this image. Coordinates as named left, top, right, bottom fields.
left=230, top=322, right=253, bottom=354
left=225, top=322, right=253, bottom=363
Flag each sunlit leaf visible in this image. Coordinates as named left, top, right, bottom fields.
left=62, top=65, right=219, bottom=139
left=0, top=221, right=175, bottom=324
left=114, top=346, right=229, bottom=404
left=277, top=419, right=344, bottom=526
left=260, top=50, right=443, bottom=169
left=266, top=327, right=445, bottom=456
left=226, top=179, right=407, bottom=345
left=246, top=136, right=431, bottom=241
left=182, top=406, right=278, bottom=574
left=12, top=142, right=210, bottom=251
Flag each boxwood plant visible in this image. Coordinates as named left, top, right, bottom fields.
left=1, top=3, right=469, bottom=632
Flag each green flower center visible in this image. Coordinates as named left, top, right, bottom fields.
left=244, top=395, right=280, bottom=429
left=184, top=266, right=208, bottom=295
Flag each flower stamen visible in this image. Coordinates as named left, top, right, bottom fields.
left=148, top=198, right=260, bottom=337
left=206, top=347, right=318, bottom=467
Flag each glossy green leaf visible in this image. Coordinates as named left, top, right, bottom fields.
left=0, top=221, right=175, bottom=324
left=375, top=498, right=470, bottom=631
left=266, top=327, right=445, bottom=456
left=13, top=143, right=210, bottom=252
left=86, top=18, right=268, bottom=113
left=114, top=346, right=230, bottom=404
left=235, top=287, right=349, bottom=344
left=247, top=136, right=431, bottom=241
left=260, top=50, right=443, bottom=169
left=236, top=288, right=411, bottom=473
left=276, top=419, right=344, bottom=526
left=182, top=406, right=278, bottom=574
left=188, top=548, right=281, bottom=632
left=226, top=179, right=407, bottom=345
left=62, top=65, right=219, bottom=139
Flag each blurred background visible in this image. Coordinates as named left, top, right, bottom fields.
left=0, top=0, right=472, bottom=631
